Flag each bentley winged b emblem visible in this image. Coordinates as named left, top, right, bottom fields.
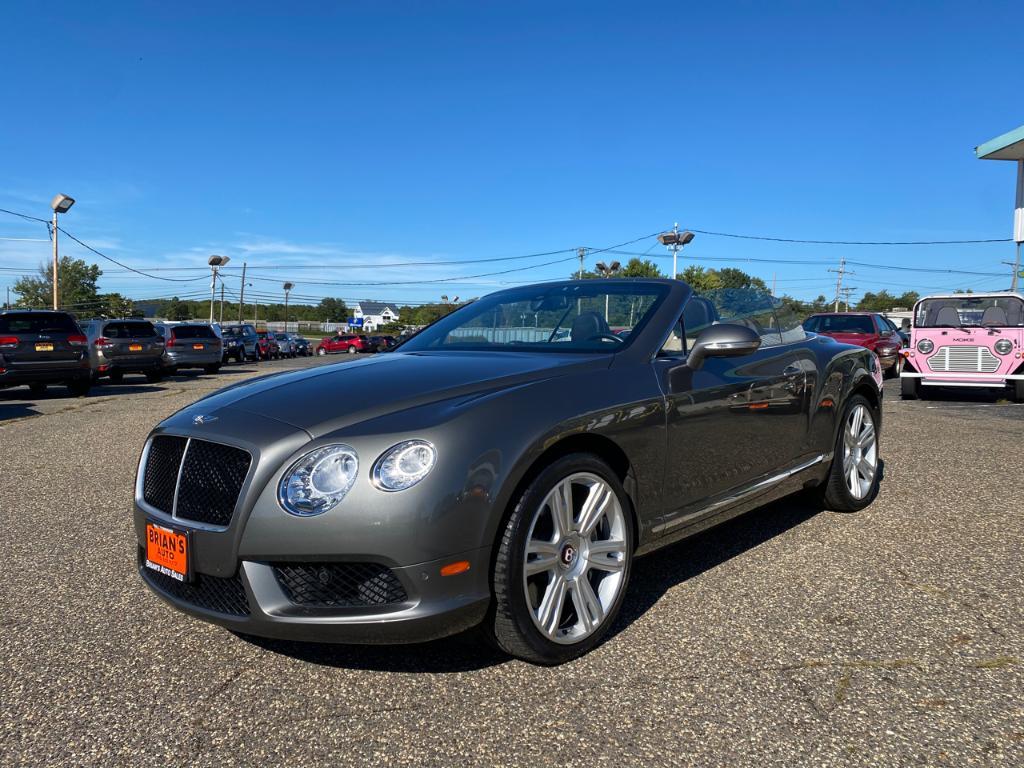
left=192, top=414, right=218, bottom=425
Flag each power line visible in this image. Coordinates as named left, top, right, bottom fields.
left=0, top=207, right=49, bottom=224
left=55, top=226, right=209, bottom=283
left=683, top=227, right=1012, bottom=245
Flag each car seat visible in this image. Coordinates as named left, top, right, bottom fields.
left=570, top=311, right=611, bottom=342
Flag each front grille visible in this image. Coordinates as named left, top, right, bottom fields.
left=175, top=441, right=251, bottom=526
left=927, top=345, right=1000, bottom=373
left=273, top=563, right=408, bottom=607
left=140, top=435, right=251, bottom=526
left=143, top=436, right=187, bottom=513
left=143, top=564, right=250, bottom=616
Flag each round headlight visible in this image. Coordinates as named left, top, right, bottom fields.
left=373, top=440, right=436, bottom=491
left=916, top=338, right=934, bottom=354
left=278, top=444, right=358, bottom=516
left=994, top=339, right=1013, bottom=355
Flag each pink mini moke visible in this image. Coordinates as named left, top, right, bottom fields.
left=900, top=292, right=1024, bottom=401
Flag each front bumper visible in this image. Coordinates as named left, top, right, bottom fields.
left=136, top=545, right=491, bottom=644
left=900, top=371, right=1024, bottom=388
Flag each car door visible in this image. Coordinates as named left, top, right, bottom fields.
left=655, top=289, right=810, bottom=527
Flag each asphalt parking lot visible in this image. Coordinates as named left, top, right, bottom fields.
left=1, top=357, right=1021, bottom=767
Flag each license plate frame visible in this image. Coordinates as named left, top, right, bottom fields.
left=144, top=521, right=192, bottom=582
left=35, top=342, right=54, bottom=352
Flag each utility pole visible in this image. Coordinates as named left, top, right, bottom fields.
left=5, top=286, right=9, bottom=310
left=1013, top=159, right=1023, bottom=293
left=840, top=286, right=858, bottom=312
left=283, top=282, right=294, bottom=332
left=828, top=257, right=854, bottom=312
left=49, top=194, right=75, bottom=309
left=577, top=247, right=586, bottom=279
left=238, top=262, right=247, bottom=322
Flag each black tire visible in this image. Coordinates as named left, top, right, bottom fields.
left=900, top=375, right=919, bottom=400
left=28, top=382, right=47, bottom=396
left=882, top=357, right=899, bottom=379
left=66, top=379, right=91, bottom=397
left=1013, top=379, right=1024, bottom=404
left=204, top=364, right=221, bottom=375
left=145, top=370, right=164, bottom=383
left=108, top=371, right=124, bottom=384
left=347, top=345, right=357, bottom=354
left=165, top=366, right=178, bottom=376
left=486, top=453, right=635, bottom=665
left=815, top=394, right=881, bottom=513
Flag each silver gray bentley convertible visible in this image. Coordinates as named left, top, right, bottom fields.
left=135, top=279, right=883, bottom=664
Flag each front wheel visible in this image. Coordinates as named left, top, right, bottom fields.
left=144, top=370, right=164, bottom=383
left=487, top=454, right=634, bottom=665
left=1013, top=379, right=1024, bottom=404
left=900, top=375, right=920, bottom=400
left=815, top=394, right=880, bottom=512
left=28, top=382, right=47, bottom=396
left=66, top=379, right=91, bottom=397
left=204, top=364, right=221, bottom=375
left=347, top=345, right=357, bottom=354
left=317, top=347, right=326, bottom=356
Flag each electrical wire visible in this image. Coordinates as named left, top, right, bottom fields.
left=55, top=226, right=210, bottom=283
left=682, top=227, right=1012, bottom=245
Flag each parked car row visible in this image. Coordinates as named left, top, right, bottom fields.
left=0, top=310, right=318, bottom=398
left=316, top=333, right=397, bottom=355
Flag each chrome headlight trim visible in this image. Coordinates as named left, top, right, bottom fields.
left=994, top=339, right=1013, bottom=356
left=372, top=440, right=437, bottom=492
left=916, top=338, right=934, bottom=354
left=278, top=444, right=359, bottom=516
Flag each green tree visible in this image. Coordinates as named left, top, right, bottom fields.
left=619, top=258, right=664, bottom=278
left=13, top=257, right=101, bottom=311
left=679, top=265, right=722, bottom=293
left=316, top=297, right=350, bottom=322
left=162, top=296, right=192, bottom=320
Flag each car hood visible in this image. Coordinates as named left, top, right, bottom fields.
left=175, top=351, right=610, bottom=437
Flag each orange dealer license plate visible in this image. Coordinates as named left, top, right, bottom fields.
left=145, top=522, right=191, bottom=582
left=192, top=343, right=204, bottom=350
left=129, top=343, right=142, bottom=351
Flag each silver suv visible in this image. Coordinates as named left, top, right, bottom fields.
left=85, top=318, right=165, bottom=383
left=155, top=323, right=223, bottom=374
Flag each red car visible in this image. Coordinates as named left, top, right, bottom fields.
left=802, top=312, right=904, bottom=377
left=316, top=333, right=372, bottom=355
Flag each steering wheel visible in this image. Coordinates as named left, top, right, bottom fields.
left=586, top=333, right=626, bottom=344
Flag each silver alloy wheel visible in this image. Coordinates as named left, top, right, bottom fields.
left=842, top=404, right=877, bottom=500
left=522, top=472, right=628, bottom=644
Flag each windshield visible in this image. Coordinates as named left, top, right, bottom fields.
left=399, top=282, right=669, bottom=353
left=803, top=315, right=875, bottom=334
left=916, top=296, right=1024, bottom=328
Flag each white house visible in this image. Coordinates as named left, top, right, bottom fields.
left=353, top=300, right=399, bottom=332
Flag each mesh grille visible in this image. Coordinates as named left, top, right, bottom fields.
left=143, top=563, right=250, bottom=616
left=272, top=563, right=408, bottom=607
left=142, top=436, right=187, bottom=513
left=175, top=440, right=251, bottom=526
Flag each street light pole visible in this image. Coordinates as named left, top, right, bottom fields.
left=207, top=255, right=230, bottom=323
left=49, top=194, right=75, bottom=309
left=657, top=224, right=695, bottom=280
left=596, top=260, right=621, bottom=320
left=283, top=282, right=294, bottom=332
left=238, top=262, right=247, bottom=323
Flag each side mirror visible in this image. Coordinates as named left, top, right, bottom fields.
left=687, top=323, right=761, bottom=370
left=880, top=329, right=893, bottom=338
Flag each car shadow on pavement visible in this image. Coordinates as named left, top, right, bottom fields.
left=0, top=402, right=40, bottom=420
left=236, top=489, right=855, bottom=673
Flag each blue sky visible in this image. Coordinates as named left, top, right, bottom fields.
left=1, top=1, right=1022, bottom=308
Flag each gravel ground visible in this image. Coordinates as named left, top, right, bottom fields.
left=1, top=357, right=1021, bottom=767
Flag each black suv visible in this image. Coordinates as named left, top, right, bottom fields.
left=220, top=324, right=260, bottom=363
left=0, top=310, right=92, bottom=397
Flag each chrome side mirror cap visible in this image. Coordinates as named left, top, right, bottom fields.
left=687, top=323, right=762, bottom=370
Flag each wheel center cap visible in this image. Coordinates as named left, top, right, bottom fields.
left=560, top=542, right=578, bottom=567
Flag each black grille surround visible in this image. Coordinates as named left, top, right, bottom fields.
left=273, top=563, right=408, bottom=608
left=142, top=435, right=187, bottom=513
left=140, top=435, right=251, bottom=527
left=142, top=560, right=250, bottom=617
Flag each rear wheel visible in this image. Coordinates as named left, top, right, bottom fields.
left=487, top=453, right=634, bottom=665
left=317, top=346, right=326, bottom=356
left=145, top=370, right=163, bottom=383
left=204, top=363, right=221, bottom=375
left=28, top=382, right=47, bottom=396
left=815, top=394, right=880, bottom=512
left=347, top=345, right=357, bottom=354
left=66, top=379, right=91, bottom=397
